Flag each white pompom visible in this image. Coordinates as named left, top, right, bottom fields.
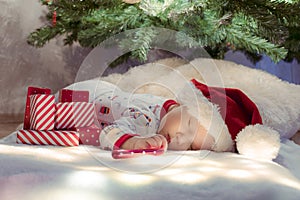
left=235, top=124, right=280, bottom=160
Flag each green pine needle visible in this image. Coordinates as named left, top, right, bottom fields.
left=27, top=0, right=300, bottom=64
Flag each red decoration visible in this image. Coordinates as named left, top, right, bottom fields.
left=59, top=89, right=89, bottom=103
left=17, top=129, right=80, bottom=146
left=99, top=106, right=110, bottom=114
left=52, top=10, right=57, bottom=27
left=30, top=94, right=56, bottom=130
left=23, top=87, right=51, bottom=130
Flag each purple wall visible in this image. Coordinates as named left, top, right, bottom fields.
left=225, top=51, right=300, bottom=85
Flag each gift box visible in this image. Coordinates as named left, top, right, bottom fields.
left=17, top=129, right=80, bottom=146
left=55, top=102, right=95, bottom=130
left=29, top=94, right=56, bottom=130
left=23, top=87, right=52, bottom=130
left=76, top=125, right=102, bottom=146
left=59, top=89, right=89, bottom=103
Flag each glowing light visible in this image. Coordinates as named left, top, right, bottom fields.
left=168, top=172, right=208, bottom=184
left=29, top=188, right=110, bottom=200
left=273, top=177, right=300, bottom=190
left=154, top=169, right=182, bottom=176
left=197, top=166, right=219, bottom=173
left=0, top=144, right=97, bottom=162
left=67, top=171, right=107, bottom=188
left=226, top=169, right=253, bottom=179
left=0, top=144, right=33, bottom=155
left=115, top=173, right=155, bottom=186
left=197, top=159, right=225, bottom=168
left=35, top=148, right=76, bottom=162
left=75, top=166, right=110, bottom=172
left=236, top=159, right=268, bottom=170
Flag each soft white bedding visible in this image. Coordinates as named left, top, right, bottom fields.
left=1, top=58, right=300, bottom=200
left=1, top=133, right=300, bottom=200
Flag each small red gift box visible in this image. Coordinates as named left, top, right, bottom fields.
left=59, top=89, right=89, bottom=103
left=76, top=125, right=102, bottom=146
left=23, top=87, right=52, bottom=130
left=17, top=129, right=80, bottom=146
left=55, top=102, right=95, bottom=130
left=29, top=94, right=56, bottom=130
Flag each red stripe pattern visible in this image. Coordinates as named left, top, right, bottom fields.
left=55, top=102, right=94, bottom=130
left=23, top=87, right=51, bottom=130
left=16, top=130, right=80, bottom=146
left=29, top=94, right=55, bottom=130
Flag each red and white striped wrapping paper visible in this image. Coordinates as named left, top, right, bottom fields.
left=17, top=130, right=80, bottom=146
left=30, top=94, right=56, bottom=130
left=55, top=102, right=95, bottom=130
left=23, top=87, right=52, bottom=130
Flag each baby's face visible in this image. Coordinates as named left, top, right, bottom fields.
left=158, top=105, right=214, bottom=150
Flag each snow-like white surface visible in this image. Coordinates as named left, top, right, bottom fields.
left=0, top=132, right=300, bottom=200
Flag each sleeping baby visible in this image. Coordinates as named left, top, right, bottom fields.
left=93, top=80, right=216, bottom=152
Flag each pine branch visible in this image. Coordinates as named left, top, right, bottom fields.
left=27, top=0, right=300, bottom=64
left=226, top=26, right=287, bottom=62
left=228, top=1, right=299, bottom=31
left=27, top=26, right=63, bottom=47
left=119, top=27, right=157, bottom=61
left=78, top=5, right=152, bottom=47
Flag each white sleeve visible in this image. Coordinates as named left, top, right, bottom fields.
left=99, top=107, right=154, bottom=150
left=99, top=125, right=138, bottom=150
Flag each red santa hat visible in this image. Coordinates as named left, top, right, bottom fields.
left=191, top=78, right=263, bottom=139
left=176, top=79, right=280, bottom=160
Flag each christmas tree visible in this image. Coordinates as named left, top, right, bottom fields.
left=27, top=0, right=300, bottom=64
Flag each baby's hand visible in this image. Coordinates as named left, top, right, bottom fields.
left=120, top=135, right=167, bottom=150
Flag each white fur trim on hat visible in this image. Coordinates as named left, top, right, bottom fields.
left=235, top=124, right=280, bottom=160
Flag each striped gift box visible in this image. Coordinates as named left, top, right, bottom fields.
left=23, top=87, right=51, bottom=130
left=55, top=102, right=95, bottom=130
left=30, top=94, right=56, bottom=130
left=17, top=130, right=80, bottom=146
